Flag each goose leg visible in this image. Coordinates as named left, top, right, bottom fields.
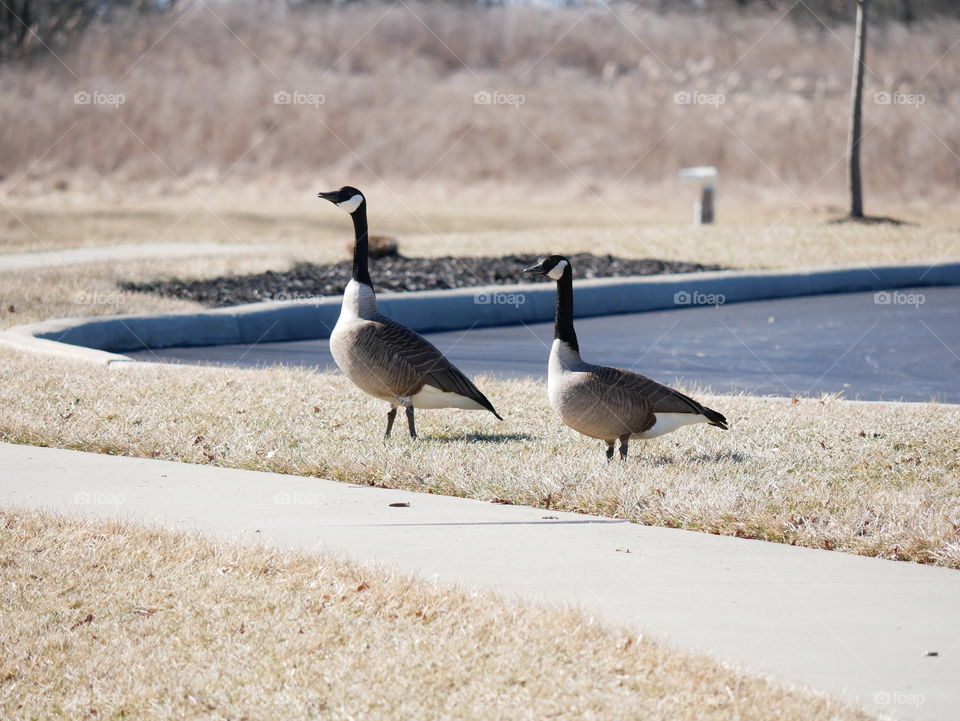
left=605, top=442, right=615, bottom=462
left=406, top=405, right=417, bottom=439
left=384, top=406, right=398, bottom=439
left=618, top=433, right=630, bottom=462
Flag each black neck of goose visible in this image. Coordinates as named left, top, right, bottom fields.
left=554, top=270, right=579, bottom=351
left=351, top=203, right=372, bottom=286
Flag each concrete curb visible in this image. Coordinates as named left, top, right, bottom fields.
left=1, top=261, right=958, bottom=366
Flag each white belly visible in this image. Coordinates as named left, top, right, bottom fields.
left=634, top=413, right=708, bottom=439
left=328, top=318, right=361, bottom=382
left=409, top=384, right=484, bottom=411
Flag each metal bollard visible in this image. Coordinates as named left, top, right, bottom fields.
left=679, top=166, right=717, bottom=225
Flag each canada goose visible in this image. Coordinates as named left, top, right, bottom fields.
left=524, top=255, right=728, bottom=461
left=318, top=186, right=502, bottom=439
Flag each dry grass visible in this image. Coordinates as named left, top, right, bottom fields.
left=1, top=349, right=957, bottom=569
left=0, top=3, right=958, bottom=210
left=0, top=509, right=873, bottom=721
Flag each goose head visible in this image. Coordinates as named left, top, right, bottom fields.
left=524, top=255, right=571, bottom=281
left=317, top=186, right=365, bottom=214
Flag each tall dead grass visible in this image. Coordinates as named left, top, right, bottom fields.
left=0, top=2, right=957, bottom=205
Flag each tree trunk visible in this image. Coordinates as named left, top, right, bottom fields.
left=847, top=0, right=869, bottom=219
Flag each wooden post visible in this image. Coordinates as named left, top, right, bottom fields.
left=847, top=0, right=869, bottom=219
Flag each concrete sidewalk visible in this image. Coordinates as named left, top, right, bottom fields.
left=0, top=242, right=264, bottom=271
left=1, top=442, right=957, bottom=720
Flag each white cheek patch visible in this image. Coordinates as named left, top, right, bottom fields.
left=337, top=194, right=364, bottom=213
left=546, top=259, right=568, bottom=280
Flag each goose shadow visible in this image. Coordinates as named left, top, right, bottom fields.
left=427, top=433, right=538, bottom=444
left=649, top=450, right=750, bottom=466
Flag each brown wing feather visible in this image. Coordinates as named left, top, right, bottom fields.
left=371, top=316, right=502, bottom=418
left=587, top=365, right=727, bottom=430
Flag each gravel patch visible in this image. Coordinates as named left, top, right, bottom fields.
left=122, top=253, right=725, bottom=308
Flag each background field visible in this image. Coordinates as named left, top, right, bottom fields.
left=1, top=1, right=958, bottom=216
left=2, top=0, right=958, bottom=307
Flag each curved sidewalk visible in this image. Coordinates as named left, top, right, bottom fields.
left=0, top=242, right=265, bottom=271
left=1, top=442, right=956, bottom=721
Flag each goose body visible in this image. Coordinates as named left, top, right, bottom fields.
left=330, top=280, right=495, bottom=412
left=527, top=256, right=727, bottom=460
left=548, top=339, right=725, bottom=441
left=320, top=186, right=501, bottom=439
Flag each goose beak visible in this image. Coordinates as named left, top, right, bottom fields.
left=524, top=261, right=547, bottom=275
left=317, top=191, right=338, bottom=202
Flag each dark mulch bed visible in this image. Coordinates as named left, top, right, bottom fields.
left=121, top=253, right=725, bottom=308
